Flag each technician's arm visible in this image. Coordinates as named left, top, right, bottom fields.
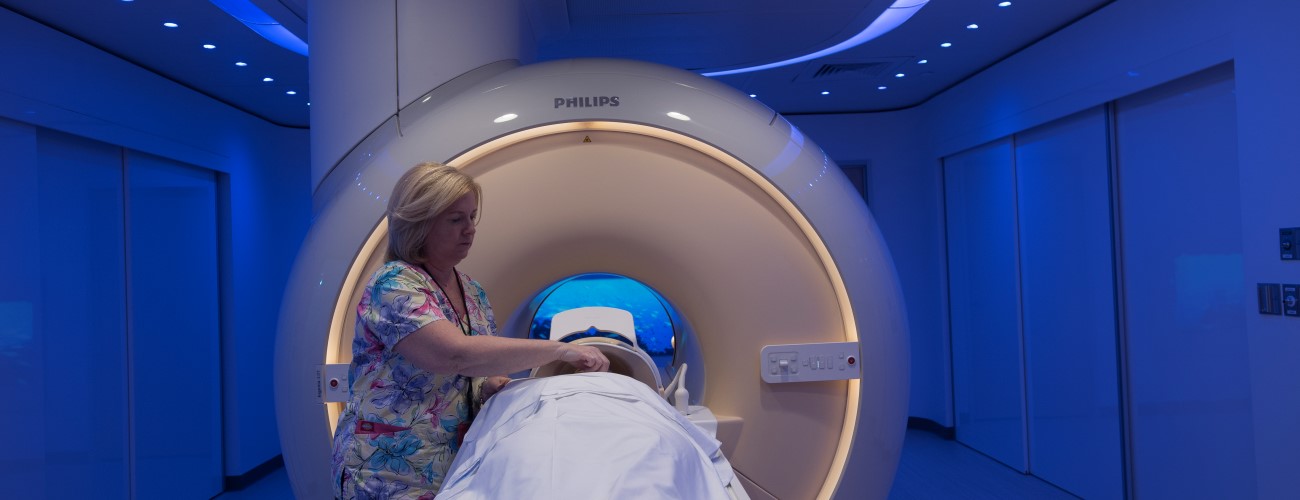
left=394, top=319, right=609, bottom=377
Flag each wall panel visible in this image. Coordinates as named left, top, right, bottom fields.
left=126, top=152, right=223, bottom=499
left=1115, top=63, right=1254, bottom=499
left=1015, top=108, right=1123, bottom=499
left=0, top=124, right=131, bottom=499
left=944, top=138, right=1027, bottom=471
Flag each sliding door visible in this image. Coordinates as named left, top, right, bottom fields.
left=1016, top=108, right=1122, bottom=500
left=1115, top=63, right=1254, bottom=499
left=945, top=138, right=1027, bottom=472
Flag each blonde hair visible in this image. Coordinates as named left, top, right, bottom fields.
left=385, top=162, right=482, bottom=263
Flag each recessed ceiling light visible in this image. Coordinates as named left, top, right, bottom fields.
left=821, top=91, right=830, bottom=95
left=967, top=24, right=979, bottom=29
left=203, top=44, right=216, bottom=49
left=999, top=2, right=1012, bottom=7
left=941, top=42, right=953, bottom=48
left=918, top=59, right=929, bottom=64
left=749, top=94, right=757, bottom=98
left=163, top=22, right=178, bottom=28
left=895, top=73, right=905, bottom=78
left=878, top=86, right=888, bottom=90
left=666, top=111, right=691, bottom=121
left=286, top=90, right=297, bottom=95
left=262, top=77, right=274, bottom=82
left=493, top=113, right=518, bottom=123
left=235, top=61, right=247, bottom=67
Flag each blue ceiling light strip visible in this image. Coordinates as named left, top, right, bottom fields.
left=209, top=0, right=308, bottom=56
left=701, top=0, right=928, bottom=77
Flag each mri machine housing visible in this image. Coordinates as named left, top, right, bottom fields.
left=275, top=58, right=909, bottom=500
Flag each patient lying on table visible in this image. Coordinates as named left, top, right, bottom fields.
left=435, top=371, right=738, bottom=499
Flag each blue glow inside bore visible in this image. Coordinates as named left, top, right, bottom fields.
left=529, top=273, right=677, bottom=368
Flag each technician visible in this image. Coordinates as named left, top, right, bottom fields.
left=331, top=162, right=610, bottom=498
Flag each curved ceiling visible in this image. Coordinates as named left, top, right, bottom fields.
left=0, top=0, right=1112, bottom=127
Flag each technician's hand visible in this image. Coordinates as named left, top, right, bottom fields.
left=557, top=344, right=610, bottom=373
left=481, top=375, right=512, bottom=401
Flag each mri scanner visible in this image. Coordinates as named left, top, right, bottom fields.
left=275, top=58, right=909, bottom=500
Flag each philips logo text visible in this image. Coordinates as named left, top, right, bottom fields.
left=554, top=96, right=620, bottom=108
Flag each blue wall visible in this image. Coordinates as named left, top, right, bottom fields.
left=0, top=6, right=311, bottom=488
left=791, top=0, right=1299, bottom=497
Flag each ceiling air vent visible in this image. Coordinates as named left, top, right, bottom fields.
left=794, top=59, right=907, bottom=83
left=813, top=62, right=890, bottom=79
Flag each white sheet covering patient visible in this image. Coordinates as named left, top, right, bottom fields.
left=436, top=372, right=737, bottom=499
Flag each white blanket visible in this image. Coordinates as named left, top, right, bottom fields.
left=436, top=372, right=736, bottom=499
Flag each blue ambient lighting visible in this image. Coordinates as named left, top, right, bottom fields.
left=262, top=77, right=274, bottom=82
left=999, top=2, right=1012, bottom=7
left=941, top=42, right=953, bottom=47
left=203, top=44, right=216, bottom=49
left=529, top=273, right=679, bottom=368
left=878, top=86, right=888, bottom=90
left=286, top=90, right=296, bottom=95
left=163, top=22, right=178, bottom=28
left=967, top=24, right=979, bottom=29
left=821, top=91, right=831, bottom=95
left=235, top=61, right=247, bottom=66
left=918, top=59, right=929, bottom=64
left=702, top=0, right=929, bottom=77
left=895, top=73, right=905, bottom=78
left=209, top=0, right=308, bottom=56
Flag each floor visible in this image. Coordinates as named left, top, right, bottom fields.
left=216, top=429, right=1079, bottom=499
left=887, top=429, right=1079, bottom=500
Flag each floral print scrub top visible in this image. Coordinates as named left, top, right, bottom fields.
left=331, top=260, right=496, bottom=499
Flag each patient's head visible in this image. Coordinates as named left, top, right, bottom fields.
left=546, top=348, right=635, bottom=377
left=533, top=337, right=660, bottom=392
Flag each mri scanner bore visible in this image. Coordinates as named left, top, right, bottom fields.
left=276, top=58, right=909, bottom=500
left=530, top=273, right=683, bottom=373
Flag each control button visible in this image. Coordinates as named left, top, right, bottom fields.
left=847, top=356, right=856, bottom=366
left=329, top=379, right=340, bottom=388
